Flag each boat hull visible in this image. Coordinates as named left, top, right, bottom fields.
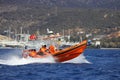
left=53, top=40, right=87, bottom=62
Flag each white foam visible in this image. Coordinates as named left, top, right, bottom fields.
left=63, top=54, right=91, bottom=64
left=0, top=55, right=55, bottom=66
left=0, top=53, right=90, bottom=66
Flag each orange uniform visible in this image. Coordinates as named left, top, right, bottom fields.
left=38, top=45, right=49, bottom=55
left=49, top=45, right=56, bottom=54
left=29, top=51, right=37, bottom=57
left=39, top=47, right=47, bottom=53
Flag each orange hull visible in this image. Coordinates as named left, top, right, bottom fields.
left=52, top=40, right=87, bottom=62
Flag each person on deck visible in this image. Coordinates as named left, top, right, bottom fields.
left=37, top=45, right=49, bottom=55
left=48, top=45, right=58, bottom=55
left=29, top=49, right=44, bottom=58
left=29, top=49, right=37, bottom=57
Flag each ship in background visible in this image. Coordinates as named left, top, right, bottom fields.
left=0, top=28, right=75, bottom=49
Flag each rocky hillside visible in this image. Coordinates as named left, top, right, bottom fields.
left=0, top=0, right=120, bottom=34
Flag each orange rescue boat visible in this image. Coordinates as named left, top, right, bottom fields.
left=22, top=40, right=87, bottom=62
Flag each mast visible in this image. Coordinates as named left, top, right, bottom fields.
left=20, top=27, right=23, bottom=41
left=21, top=27, right=23, bottom=34
left=8, top=27, right=11, bottom=40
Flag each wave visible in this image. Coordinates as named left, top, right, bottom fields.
left=0, top=55, right=55, bottom=66
left=0, top=55, right=90, bottom=66
left=0, top=49, right=90, bottom=66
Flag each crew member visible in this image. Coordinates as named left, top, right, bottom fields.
left=29, top=49, right=37, bottom=58
left=48, top=45, right=57, bottom=54
left=38, top=45, right=49, bottom=55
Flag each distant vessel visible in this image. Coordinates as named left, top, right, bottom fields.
left=0, top=28, right=77, bottom=49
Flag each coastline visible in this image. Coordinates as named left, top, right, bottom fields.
left=100, top=48, right=120, bottom=50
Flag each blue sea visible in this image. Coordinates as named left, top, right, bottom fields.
left=0, top=48, right=120, bottom=80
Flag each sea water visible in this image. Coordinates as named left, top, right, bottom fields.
left=0, top=48, right=120, bottom=80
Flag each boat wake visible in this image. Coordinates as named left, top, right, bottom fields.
left=0, top=55, right=90, bottom=66
left=0, top=55, right=55, bottom=66
left=0, top=50, right=90, bottom=66
left=63, top=54, right=90, bottom=64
